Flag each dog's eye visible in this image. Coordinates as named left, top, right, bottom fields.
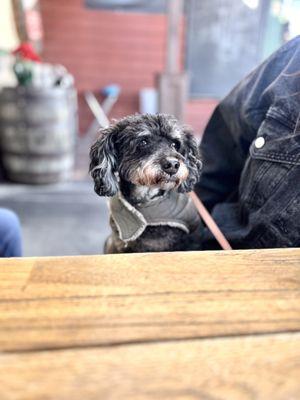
left=139, top=138, right=148, bottom=147
left=171, top=140, right=180, bottom=151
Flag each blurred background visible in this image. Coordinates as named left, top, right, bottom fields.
left=0, top=0, right=299, bottom=256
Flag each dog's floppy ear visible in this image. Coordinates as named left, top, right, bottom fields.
left=178, top=127, right=202, bottom=193
left=89, top=125, right=119, bottom=197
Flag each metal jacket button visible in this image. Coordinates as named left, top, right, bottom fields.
left=255, top=136, right=265, bottom=149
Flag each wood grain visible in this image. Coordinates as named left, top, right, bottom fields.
left=0, top=249, right=299, bottom=352
left=0, top=333, right=299, bottom=400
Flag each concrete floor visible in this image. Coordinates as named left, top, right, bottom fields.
left=0, top=181, right=110, bottom=257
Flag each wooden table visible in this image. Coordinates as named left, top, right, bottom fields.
left=0, top=248, right=299, bottom=400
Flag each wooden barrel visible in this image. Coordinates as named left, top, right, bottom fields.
left=0, top=86, right=78, bottom=184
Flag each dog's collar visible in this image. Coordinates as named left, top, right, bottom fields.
left=109, top=191, right=200, bottom=242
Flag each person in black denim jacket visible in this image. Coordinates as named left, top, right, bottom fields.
left=195, top=36, right=300, bottom=249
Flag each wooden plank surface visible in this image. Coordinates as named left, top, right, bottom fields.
left=0, top=248, right=299, bottom=352
left=0, top=333, right=299, bottom=400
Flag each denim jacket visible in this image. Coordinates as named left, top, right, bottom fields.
left=195, top=36, right=300, bottom=249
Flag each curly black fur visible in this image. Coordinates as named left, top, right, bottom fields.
left=89, top=113, right=203, bottom=253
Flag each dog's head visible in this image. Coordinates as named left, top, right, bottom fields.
left=89, top=114, right=202, bottom=196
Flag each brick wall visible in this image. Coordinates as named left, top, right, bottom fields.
left=40, top=0, right=217, bottom=135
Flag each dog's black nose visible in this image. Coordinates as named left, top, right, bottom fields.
left=162, top=158, right=180, bottom=175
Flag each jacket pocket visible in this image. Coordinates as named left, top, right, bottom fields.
left=239, top=107, right=300, bottom=213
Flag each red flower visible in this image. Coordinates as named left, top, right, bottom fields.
left=12, top=43, right=41, bottom=62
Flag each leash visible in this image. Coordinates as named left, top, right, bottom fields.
left=189, top=191, right=232, bottom=250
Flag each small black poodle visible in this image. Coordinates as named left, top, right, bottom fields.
left=89, top=113, right=203, bottom=253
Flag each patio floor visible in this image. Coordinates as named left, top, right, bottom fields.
left=0, top=180, right=110, bottom=257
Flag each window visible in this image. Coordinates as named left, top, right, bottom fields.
left=85, top=0, right=166, bottom=13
